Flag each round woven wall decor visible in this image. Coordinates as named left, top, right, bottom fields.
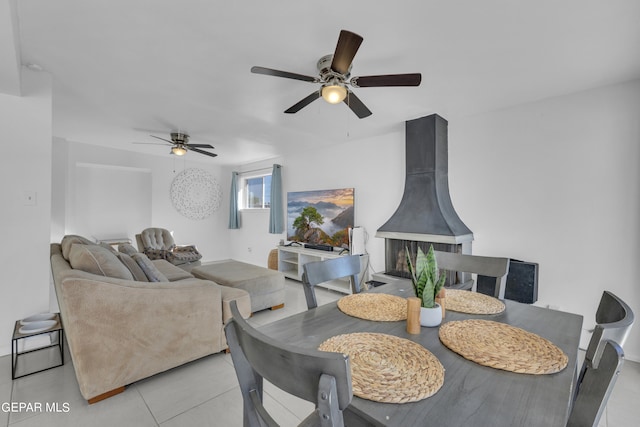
left=170, top=168, right=222, bottom=220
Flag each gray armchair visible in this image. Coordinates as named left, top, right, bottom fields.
left=136, top=227, right=202, bottom=266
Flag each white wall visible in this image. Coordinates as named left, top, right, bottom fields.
left=53, top=141, right=232, bottom=261
left=451, top=79, right=640, bottom=361
left=0, top=69, right=52, bottom=356
left=278, top=132, right=407, bottom=276
left=73, top=163, right=152, bottom=241
left=234, top=79, right=640, bottom=362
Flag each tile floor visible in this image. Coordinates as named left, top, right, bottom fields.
left=1, top=280, right=638, bottom=426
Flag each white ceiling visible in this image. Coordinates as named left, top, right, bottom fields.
left=11, top=0, right=640, bottom=165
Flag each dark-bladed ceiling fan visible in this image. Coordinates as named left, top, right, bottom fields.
left=251, top=30, right=422, bottom=118
left=133, top=133, right=217, bottom=158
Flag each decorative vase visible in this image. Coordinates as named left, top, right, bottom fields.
left=420, top=303, right=442, bottom=327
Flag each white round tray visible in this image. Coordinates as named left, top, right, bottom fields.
left=20, top=313, right=56, bottom=325
left=19, top=320, right=57, bottom=334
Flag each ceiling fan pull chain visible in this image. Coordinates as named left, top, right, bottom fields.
left=346, top=92, right=350, bottom=138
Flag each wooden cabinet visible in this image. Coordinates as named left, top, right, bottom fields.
left=277, top=246, right=368, bottom=294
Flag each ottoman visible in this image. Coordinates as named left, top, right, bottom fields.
left=192, top=260, right=285, bottom=313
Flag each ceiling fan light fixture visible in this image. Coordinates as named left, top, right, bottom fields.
left=172, top=145, right=187, bottom=156
left=321, top=84, right=347, bottom=104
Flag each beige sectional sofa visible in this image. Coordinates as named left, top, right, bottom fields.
left=50, top=235, right=251, bottom=403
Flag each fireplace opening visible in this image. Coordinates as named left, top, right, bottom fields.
left=384, top=239, right=471, bottom=287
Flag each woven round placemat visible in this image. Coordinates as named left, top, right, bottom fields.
left=337, top=293, right=408, bottom=321
left=319, top=332, right=444, bottom=403
left=439, top=319, right=568, bottom=374
left=445, top=289, right=506, bottom=314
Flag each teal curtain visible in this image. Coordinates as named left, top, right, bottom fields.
left=228, top=171, right=240, bottom=229
left=268, top=164, right=284, bottom=234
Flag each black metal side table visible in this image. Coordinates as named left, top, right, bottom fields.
left=12, top=313, right=64, bottom=379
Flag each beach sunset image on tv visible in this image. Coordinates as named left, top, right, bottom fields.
left=287, top=188, right=354, bottom=247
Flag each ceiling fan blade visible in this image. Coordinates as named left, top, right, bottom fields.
left=350, top=73, right=422, bottom=87
left=251, top=66, right=317, bottom=83
left=188, top=147, right=218, bottom=158
left=188, top=144, right=215, bottom=149
left=344, top=90, right=372, bottom=119
left=284, top=91, right=321, bottom=114
left=330, top=30, right=363, bottom=75
left=132, top=142, right=171, bottom=146
left=150, top=135, right=175, bottom=144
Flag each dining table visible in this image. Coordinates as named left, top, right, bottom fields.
left=258, top=281, right=583, bottom=427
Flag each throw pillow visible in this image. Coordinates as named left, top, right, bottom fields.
left=131, top=253, right=169, bottom=282
left=116, top=252, right=149, bottom=282
left=170, top=247, right=202, bottom=263
left=143, top=248, right=167, bottom=261
left=68, top=244, right=134, bottom=280
left=61, top=235, right=95, bottom=260
left=99, top=242, right=117, bottom=253
left=118, top=243, right=139, bottom=256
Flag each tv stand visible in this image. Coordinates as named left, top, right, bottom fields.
left=277, top=246, right=368, bottom=294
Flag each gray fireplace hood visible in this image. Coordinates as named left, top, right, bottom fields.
left=376, top=114, right=473, bottom=244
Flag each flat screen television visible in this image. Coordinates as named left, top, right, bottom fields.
left=287, top=188, right=354, bottom=248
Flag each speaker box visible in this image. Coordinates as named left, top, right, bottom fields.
left=477, top=259, right=539, bottom=304
left=350, top=227, right=366, bottom=255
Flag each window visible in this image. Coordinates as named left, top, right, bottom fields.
left=242, top=173, right=271, bottom=209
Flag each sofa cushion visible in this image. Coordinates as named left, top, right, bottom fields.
left=131, top=253, right=169, bottom=282
left=116, top=252, right=149, bottom=282
left=61, top=235, right=95, bottom=260
left=192, top=260, right=285, bottom=313
left=219, top=286, right=252, bottom=324
left=69, top=244, right=134, bottom=280
left=151, top=260, right=194, bottom=282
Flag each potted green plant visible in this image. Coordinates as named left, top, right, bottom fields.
left=406, top=245, right=446, bottom=327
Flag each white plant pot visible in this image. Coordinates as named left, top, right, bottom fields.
left=420, top=304, right=442, bottom=327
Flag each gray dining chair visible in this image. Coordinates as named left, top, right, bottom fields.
left=570, top=290, right=634, bottom=420
left=224, top=301, right=353, bottom=427
left=583, top=290, right=635, bottom=370
left=301, top=255, right=362, bottom=309
left=434, top=251, right=510, bottom=299
left=567, top=339, right=624, bottom=427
